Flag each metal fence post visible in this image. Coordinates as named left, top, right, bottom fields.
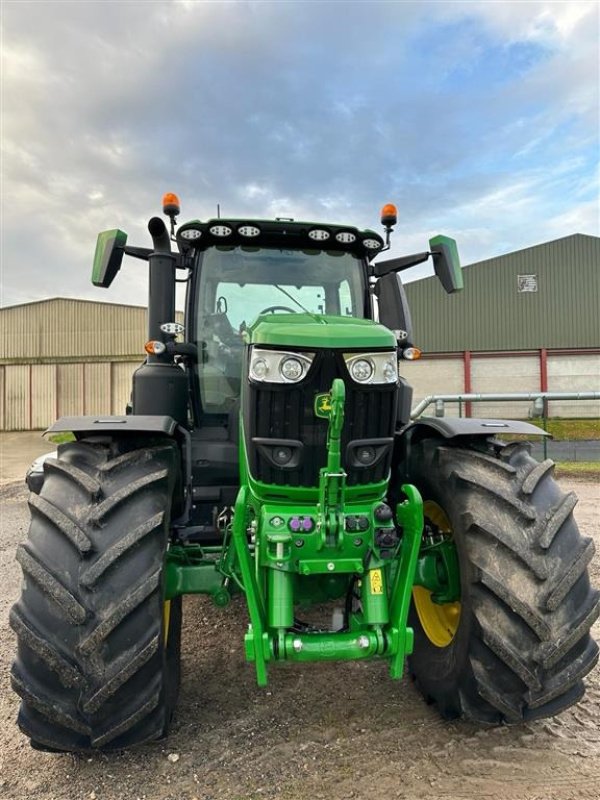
left=542, top=405, right=548, bottom=460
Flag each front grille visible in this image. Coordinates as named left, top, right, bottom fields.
left=245, top=350, right=397, bottom=487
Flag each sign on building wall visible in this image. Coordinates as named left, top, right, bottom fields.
left=517, top=274, right=538, bottom=293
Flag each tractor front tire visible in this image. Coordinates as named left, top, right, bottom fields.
left=10, top=435, right=181, bottom=752
left=406, top=436, right=599, bottom=723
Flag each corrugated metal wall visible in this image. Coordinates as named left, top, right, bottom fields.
left=0, top=299, right=186, bottom=430
left=57, top=364, right=84, bottom=417
left=0, top=299, right=149, bottom=361
left=0, top=361, right=139, bottom=430
left=31, top=364, right=56, bottom=429
left=4, top=365, right=28, bottom=430
left=404, top=234, right=600, bottom=352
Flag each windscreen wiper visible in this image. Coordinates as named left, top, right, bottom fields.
left=274, top=285, right=327, bottom=324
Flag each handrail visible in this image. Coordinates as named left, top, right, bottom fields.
left=410, top=391, right=600, bottom=419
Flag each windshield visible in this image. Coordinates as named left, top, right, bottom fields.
left=193, top=246, right=366, bottom=414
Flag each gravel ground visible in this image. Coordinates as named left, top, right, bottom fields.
left=1, top=478, right=599, bottom=800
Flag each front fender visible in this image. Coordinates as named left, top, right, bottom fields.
left=45, top=414, right=178, bottom=437
left=399, top=416, right=550, bottom=441
left=393, top=416, right=549, bottom=489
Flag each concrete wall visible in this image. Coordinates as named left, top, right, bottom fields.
left=471, top=355, right=539, bottom=418
left=401, top=357, right=464, bottom=417
left=547, top=353, right=600, bottom=418
left=402, top=350, right=599, bottom=419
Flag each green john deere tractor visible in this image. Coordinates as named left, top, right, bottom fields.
left=11, top=196, right=599, bottom=752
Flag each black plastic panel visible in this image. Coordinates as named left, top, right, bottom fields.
left=404, top=417, right=551, bottom=438
left=46, top=415, right=178, bottom=436
left=245, top=350, right=397, bottom=487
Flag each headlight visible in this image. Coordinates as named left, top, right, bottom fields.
left=249, top=348, right=314, bottom=384
left=344, top=352, right=398, bottom=385
left=250, top=357, right=269, bottom=380
left=350, top=359, right=373, bottom=383
left=180, top=228, right=202, bottom=240
left=280, top=357, right=304, bottom=381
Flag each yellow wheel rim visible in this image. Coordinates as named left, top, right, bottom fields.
left=412, top=501, right=461, bottom=648
left=163, top=599, right=171, bottom=648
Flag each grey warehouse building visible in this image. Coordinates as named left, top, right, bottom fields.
left=0, top=299, right=164, bottom=430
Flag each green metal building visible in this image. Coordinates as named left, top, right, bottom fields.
left=401, top=233, right=599, bottom=419
left=405, top=233, right=599, bottom=352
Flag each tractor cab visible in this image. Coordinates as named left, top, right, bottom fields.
left=178, top=217, right=388, bottom=524
left=190, top=234, right=370, bottom=419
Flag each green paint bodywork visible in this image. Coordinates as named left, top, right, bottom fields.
left=157, top=257, right=460, bottom=681
left=165, top=545, right=235, bottom=607
left=163, top=369, right=435, bottom=685
left=247, top=313, right=397, bottom=349
left=429, top=234, right=463, bottom=293
left=414, top=539, right=461, bottom=605
left=246, top=474, right=389, bottom=504
left=92, top=229, right=127, bottom=288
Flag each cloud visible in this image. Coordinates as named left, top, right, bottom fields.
left=1, top=0, right=597, bottom=307
left=444, top=0, right=593, bottom=44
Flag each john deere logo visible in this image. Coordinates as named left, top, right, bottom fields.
left=315, top=392, right=332, bottom=418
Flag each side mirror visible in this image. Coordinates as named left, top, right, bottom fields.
left=429, top=235, right=463, bottom=294
left=92, top=229, right=128, bottom=288
left=374, top=272, right=413, bottom=343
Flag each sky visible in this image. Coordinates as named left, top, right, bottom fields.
left=1, top=0, right=598, bottom=308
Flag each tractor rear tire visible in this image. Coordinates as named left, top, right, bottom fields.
left=10, top=435, right=181, bottom=752
left=405, top=436, right=599, bottom=723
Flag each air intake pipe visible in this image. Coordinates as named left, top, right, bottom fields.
left=131, top=217, right=188, bottom=426
left=148, top=216, right=172, bottom=254
left=147, top=217, right=176, bottom=359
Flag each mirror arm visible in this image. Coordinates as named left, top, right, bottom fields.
left=371, top=251, right=430, bottom=278
left=124, top=245, right=152, bottom=261
left=124, top=244, right=189, bottom=271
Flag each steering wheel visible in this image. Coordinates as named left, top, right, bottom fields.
left=260, top=305, right=296, bottom=315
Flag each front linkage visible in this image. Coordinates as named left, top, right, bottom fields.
left=167, top=379, right=425, bottom=685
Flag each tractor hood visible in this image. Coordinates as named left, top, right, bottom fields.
left=247, top=313, right=397, bottom=349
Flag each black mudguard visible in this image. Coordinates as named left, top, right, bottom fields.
left=400, top=416, right=549, bottom=440
left=393, top=416, right=549, bottom=484
left=45, top=415, right=190, bottom=522
left=45, top=414, right=178, bottom=437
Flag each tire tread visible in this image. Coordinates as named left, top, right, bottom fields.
left=406, top=437, right=598, bottom=725
left=11, top=437, right=180, bottom=752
